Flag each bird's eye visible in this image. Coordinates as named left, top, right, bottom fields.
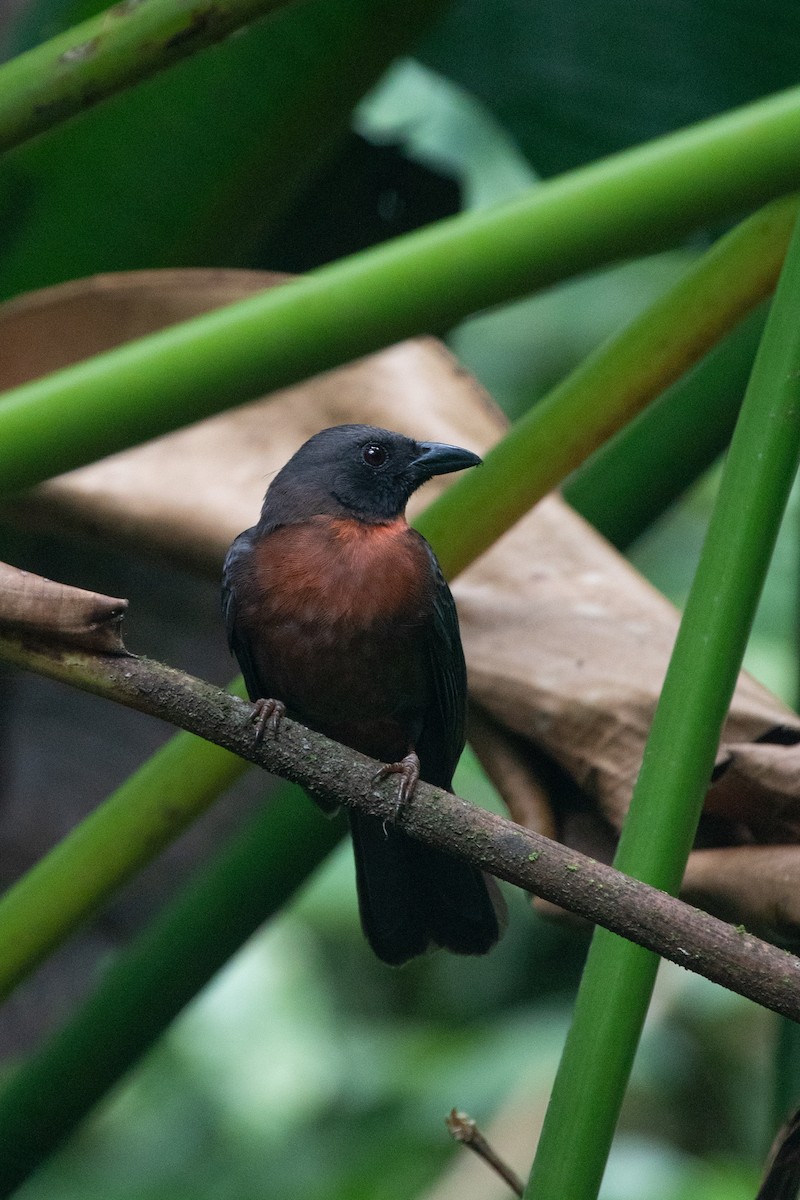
left=362, top=443, right=388, bottom=468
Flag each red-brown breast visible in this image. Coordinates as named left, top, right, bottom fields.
left=230, top=515, right=437, bottom=762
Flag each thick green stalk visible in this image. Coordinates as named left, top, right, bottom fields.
left=0, top=718, right=248, bottom=1001
left=0, top=0, right=297, bottom=154
left=770, top=466, right=800, bottom=1137
left=563, top=304, right=766, bottom=547
left=0, top=784, right=344, bottom=1197
left=3, top=97, right=800, bottom=493
left=526, top=213, right=800, bottom=1200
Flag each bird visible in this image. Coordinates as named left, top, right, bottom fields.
left=222, top=423, right=504, bottom=965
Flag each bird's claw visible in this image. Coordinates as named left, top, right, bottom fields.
left=372, top=751, right=420, bottom=822
left=251, top=697, right=286, bottom=743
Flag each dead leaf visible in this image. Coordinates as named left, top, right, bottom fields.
left=455, top=496, right=800, bottom=942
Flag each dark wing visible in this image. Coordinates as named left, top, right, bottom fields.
left=414, top=536, right=468, bottom=791
left=351, top=533, right=504, bottom=964
left=221, top=527, right=265, bottom=702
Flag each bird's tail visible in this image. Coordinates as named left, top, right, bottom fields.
left=349, top=809, right=506, bottom=966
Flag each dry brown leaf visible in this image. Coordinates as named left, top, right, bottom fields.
left=0, top=561, right=127, bottom=654
left=0, top=268, right=290, bottom=388
left=4, top=268, right=800, bottom=944
left=455, top=494, right=800, bottom=831
left=455, top=496, right=800, bottom=941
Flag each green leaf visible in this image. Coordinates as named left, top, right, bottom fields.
left=421, top=0, right=800, bottom=175
left=0, top=0, right=448, bottom=299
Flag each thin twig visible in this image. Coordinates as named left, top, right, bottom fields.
left=2, top=630, right=800, bottom=1021
left=446, top=1110, right=525, bottom=1197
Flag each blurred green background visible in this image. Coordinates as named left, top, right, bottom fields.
left=1, top=1, right=798, bottom=1197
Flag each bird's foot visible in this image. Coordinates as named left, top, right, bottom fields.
left=251, top=697, right=286, bottom=743
left=372, top=751, right=420, bottom=822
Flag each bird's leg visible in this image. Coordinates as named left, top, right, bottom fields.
left=372, top=751, right=420, bottom=822
left=251, top=697, right=286, bottom=743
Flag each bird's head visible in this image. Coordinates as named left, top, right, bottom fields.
left=260, top=424, right=482, bottom=525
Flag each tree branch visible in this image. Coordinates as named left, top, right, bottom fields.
left=2, top=630, right=799, bottom=1021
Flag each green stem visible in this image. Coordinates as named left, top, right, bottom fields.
left=0, top=717, right=247, bottom=1001
left=0, top=0, right=296, bottom=155
left=770, top=413, right=800, bottom=1142
left=563, top=304, right=767, bottom=548
left=3, top=95, right=800, bottom=493
left=0, top=784, right=344, bottom=1198
left=525, top=212, right=800, bottom=1200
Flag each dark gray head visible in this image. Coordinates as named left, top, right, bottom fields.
left=259, top=424, right=481, bottom=527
